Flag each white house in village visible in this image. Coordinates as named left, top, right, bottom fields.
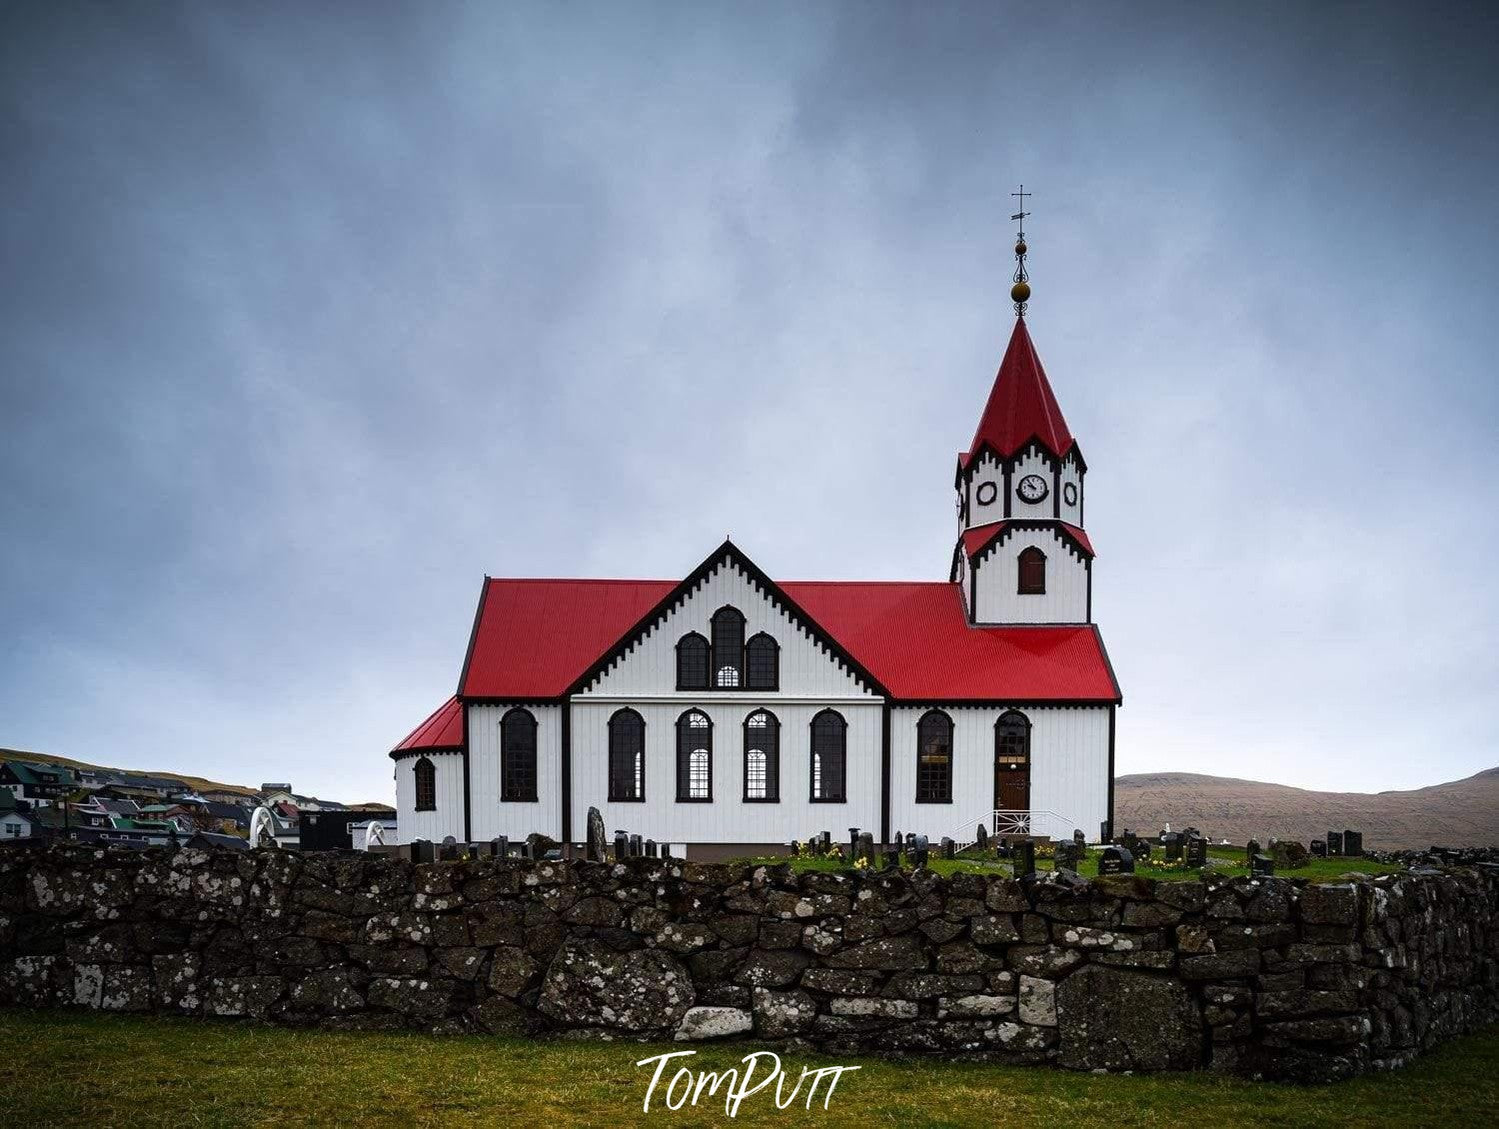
left=388, top=310, right=1121, bottom=859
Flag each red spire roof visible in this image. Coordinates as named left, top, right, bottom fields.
left=964, top=318, right=1075, bottom=464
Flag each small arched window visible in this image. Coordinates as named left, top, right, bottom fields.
left=996, top=711, right=1031, bottom=767
left=608, top=708, right=645, bottom=802
left=711, top=607, right=745, bottom=688
left=676, top=633, right=709, bottom=691
left=745, top=633, right=779, bottom=691
left=500, top=708, right=538, bottom=802
left=676, top=710, right=713, bottom=801
left=916, top=709, right=954, bottom=804
left=413, top=757, right=436, bottom=812
left=1018, top=546, right=1047, bottom=594
left=810, top=709, right=847, bottom=802
left=743, top=709, right=779, bottom=802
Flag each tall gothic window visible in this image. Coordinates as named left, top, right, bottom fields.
left=916, top=709, right=954, bottom=803
left=413, top=757, right=436, bottom=812
left=608, top=709, right=645, bottom=802
left=743, top=710, right=779, bottom=802
left=745, top=633, right=779, bottom=691
left=500, top=708, right=538, bottom=802
left=810, top=709, right=847, bottom=802
left=676, top=633, right=709, bottom=691
left=711, top=607, right=745, bottom=688
left=676, top=710, right=712, bottom=801
left=1018, top=547, right=1047, bottom=594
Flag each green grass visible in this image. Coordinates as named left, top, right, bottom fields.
left=0, top=1009, right=1495, bottom=1127
left=734, top=845, right=1406, bottom=883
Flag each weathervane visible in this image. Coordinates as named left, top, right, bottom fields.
left=1010, top=184, right=1031, bottom=317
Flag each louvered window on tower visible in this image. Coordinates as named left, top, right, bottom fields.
left=1018, top=547, right=1047, bottom=594
left=712, top=607, right=745, bottom=687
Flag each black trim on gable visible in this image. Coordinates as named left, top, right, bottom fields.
left=969, top=520, right=1094, bottom=567
left=457, top=577, right=492, bottom=697
left=566, top=540, right=889, bottom=698
left=388, top=746, right=462, bottom=762
left=1090, top=624, right=1124, bottom=705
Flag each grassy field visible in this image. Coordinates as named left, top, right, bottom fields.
left=736, top=845, right=1406, bottom=883
left=1, top=1009, right=1494, bottom=1127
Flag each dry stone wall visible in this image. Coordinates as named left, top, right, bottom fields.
left=2, top=842, right=1496, bottom=1081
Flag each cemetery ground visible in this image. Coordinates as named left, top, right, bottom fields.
left=1, top=1009, right=1496, bottom=1127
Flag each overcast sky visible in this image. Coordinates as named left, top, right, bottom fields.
left=3, top=2, right=1497, bottom=804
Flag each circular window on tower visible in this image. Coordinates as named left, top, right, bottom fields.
left=1063, top=482, right=1078, bottom=506
left=976, top=481, right=998, bottom=506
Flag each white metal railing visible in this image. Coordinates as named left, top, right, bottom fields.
left=944, top=809, right=1081, bottom=851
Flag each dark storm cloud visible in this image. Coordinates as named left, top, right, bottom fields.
left=2, top=2, right=1496, bottom=802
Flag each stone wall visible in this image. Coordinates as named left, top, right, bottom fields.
left=2, top=843, right=1496, bottom=1081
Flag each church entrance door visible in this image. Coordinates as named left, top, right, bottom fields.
left=994, top=712, right=1031, bottom=818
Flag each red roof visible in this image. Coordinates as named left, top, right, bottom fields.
left=393, top=695, right=464, bottom=751
left=961, top=521, right=1095, bottom=560
left=461, top=579, right=675, bottom=698
left=963, top=318, right=1075, bottom=466
left=451, top=567, right=1118, bottom=704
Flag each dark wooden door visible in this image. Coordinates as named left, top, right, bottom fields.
left=996, top=763, right=1030, bottom=811
left=994, top=712, right=1032, bottom=814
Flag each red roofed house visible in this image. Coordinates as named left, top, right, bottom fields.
left=389, top=314, right=1121, bottom=859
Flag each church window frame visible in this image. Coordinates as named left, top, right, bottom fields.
left=915, top=709, right=954, bottom=804
left=1018, top=546, right=1047, bottom=595
left=745, top=632, right=779, bottom=691
left=676, top=709, right=713, bottom=802
left=743, top=709, right=780, bottom=802
left=499, top=707, right=538, bottom=803
left=676, top=632, right=710, bottom=691
left=413, top=757, right=436, bottom=812
left=608, top=708, right=646, bottom=802
left=809, top=709, right=847, bottom=803
left=711, top=606, right=746, bottom=688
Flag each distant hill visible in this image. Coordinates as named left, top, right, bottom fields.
left=0, top=747, right=393, bottom=812
left=1115, top=768, right=1499, bottom=851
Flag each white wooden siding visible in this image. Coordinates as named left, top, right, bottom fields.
left=967, top=449, right=1004, bottom=527
left=1010, top=448, right=1054, bottom=517
left=973, top=527, right=1089, bottom=623
left=1059, top=454, right=1083, bottom=526
left=888, top=705, right=1110, bottom=843
left=583, top=559, right=876, bottom=699
left=393, top=752, right=464, bottom=845
left=570, top=700, right=883, bottom=845
left=468, top=703, right=563, bottom=841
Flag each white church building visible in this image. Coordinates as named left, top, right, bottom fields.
left=389, top=312, right=1121, bottom=859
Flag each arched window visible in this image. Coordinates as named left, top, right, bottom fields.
left=676, top=710, right=712, bottom=801
left=743, top=710, right=779, bottom=802
left=1018, top=547, right=1047, bottom=594
left=500, top=708, right=538, bottom=802
left=413, top=757, right=436, bottom=812
left=916, top=709, right=954, bottom=804
left=745, top=633, right=779, bottom=691
left=996, top=711, right=1031, bottom=769
left=676, top=633, right=709, bottom=691
left=810, top=709, right=847, bottom=802
left=608, top=708, right=645, bottom=802
left=711, top=607, right=745, bottom=688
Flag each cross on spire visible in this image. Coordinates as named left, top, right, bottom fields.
left=1010, top=184, right=1031, bottom=241
left=1010, top=184, right=1032, bottom=317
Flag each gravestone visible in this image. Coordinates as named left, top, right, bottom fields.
left=1073, top=828, right=1087, bottom=849
left=820, top=831, right=832, bottom=854
left=1245, top=838, right=1261, bottom=863
left=858, top=831, right=876, bottom=865
left=496, top=835, right=509, bottom=859
left=849, top=827, right=861, bottom=859
left=1100, top=819, right=1112, bottom=844
left=995, top=840, right=1011, bottom=859
left=1013, top=839, right=1036, bottom=879
left=1184, top=836, right=1207, bottom=869
left=411, top=839, right=435, bottom=863
left=1135, top=840, right=1152, bottom=862
left=630, top=833, right=643, bottom=858
left=974, top=825, right=988, bottom=851
left=1054, top=841, right=1079, bottom=872
left=1120, top=829, right=1140, bottom=855
left=644, top=839, right=657, bottom=858
left=1327, top=831, right=1344, bottom=857
left=440, top=836, right=460, bottom=861
left=614, top=830, right=629, bottom=861
left=940, top=837, right=956, bottom=860
left=1099, top=845, right=1134, bottom=874
left=1310, top=838, right=1327, bottom=857
left=586, top=807, right=607, bottom=862
left=1250, top=854, right=1276, bottom=877
left=882, top=848, right=898, bottom=869
left=1161, top=832, right=1182, bottom=863
left=1271, top=839, right=1310, bottom=868
left=1343, top=829, right=1363, bottom=857
left=912, top=835, right=930, bottom=868
left=488, top=838, right=504, bottom=858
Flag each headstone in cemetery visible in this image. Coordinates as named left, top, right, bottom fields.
left=882, top=848, right=899, bottom=869
left=975, top=825, right=988, bottom=851
left=995, top=840, right=1011, bottom=859
left=820, top=831, right=832, bottom=854
left=1120, top=829, right=1140, bottom=855
left=849, top=827, right=861, bottom=858
left=1310, top=838, right=1327, bottom=857
left=1245, top=838, right=1261, bottom=863
left=1135, top=840, right=1152, bottom=862
left=1054, top=841, right=1079, bottom=872
left=1250, top=854, right=1276, bottom=877
left=645, top=839, right=657, bottom=858
left=1013, top=839, right=1036, bottom=879
left=614, top=830, right=629, bottom=861
left=940, top=836, right=956, bottom=860
left=1184, top=835, right=1207, bottom=869
left=1327, top=830, right=1344, bottom=857
left=858, top=831, right=876, bottom=865
left=1099, top=845, right=1135, bottom=874
left=587, top=807, right=607, bottom=862
left=440, top=836, right=460, bottom=861
left=1100, top=819, right=1112, bottom=844
left=1073, top=828, right=1087, bottom=848
left=1271, top=839, right=1310, bottom=868
left=411, top=839, right=435, bottom=863
left=1161, top=831, right=1182, bottom=863
left=488, top=838, right=504, bottom=857
left=630, top=833, right=643, bottom=858
left=912, top=834, right=930, bottom=868
left=1343, top=829, right=1363, bottom=857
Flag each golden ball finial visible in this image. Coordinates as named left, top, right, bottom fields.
left=1011, top=280, right=1031, bottom=304
left=1015, top=240, right=1027, bottom=256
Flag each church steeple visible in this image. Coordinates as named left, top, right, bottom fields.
left=964, top=317, right=1076, bottom=467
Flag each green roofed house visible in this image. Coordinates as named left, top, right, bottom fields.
left=0, top=761, right=76, bottom=808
